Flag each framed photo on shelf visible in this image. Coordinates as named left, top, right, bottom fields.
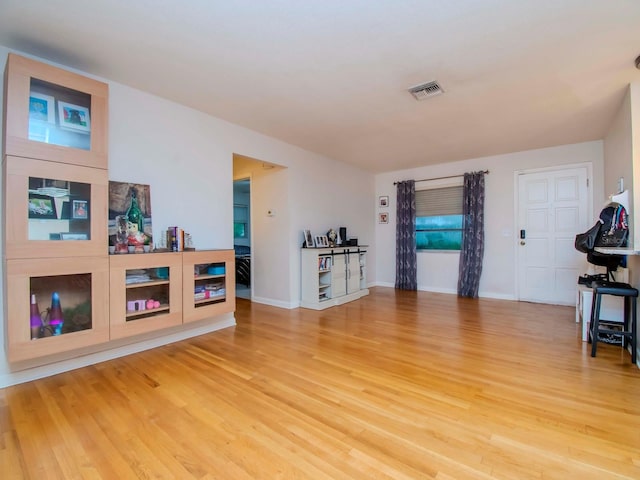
left=303, top=229, right=314, bottom=248
left=72, top=199, right=88, bottom=219
left=29, top=92, right=56, bottom=124
left=60, top=201, right=71, bottom=220
left=379, top=195, right=389, bottom=208
left=57, top=101, right=91, bottom=133
left=314, top=235, right=329, bottom=248
left=378, top=212, right=389, bottom=224
left=28, top=193, right=57, bottom=219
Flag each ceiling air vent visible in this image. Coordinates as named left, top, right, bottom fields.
left=408, top=81, right=444, bottom=100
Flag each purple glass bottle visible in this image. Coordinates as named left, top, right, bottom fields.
left=30, top=294, right=42, bottom=340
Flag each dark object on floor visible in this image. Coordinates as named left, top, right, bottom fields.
left=588, top=281, right=637, bottom=364
left=234, top=245, right=251, bottom=287
left=578, top=273, right=608, bottom=287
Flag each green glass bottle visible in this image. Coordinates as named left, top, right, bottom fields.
left=126, top=191, right=144, bottom=236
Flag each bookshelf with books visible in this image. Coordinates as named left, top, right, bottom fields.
left=109, top=252, right=183, bottom=339
left=182, top=250, right=235, bottom=323
left=301, top=247, right=369, bottom=310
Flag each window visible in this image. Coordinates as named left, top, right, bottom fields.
left=233, top=204, right=248, bottom=239
left=416, top=185, right=463, bottom=251
left=233, top=222, right=246, bottom=238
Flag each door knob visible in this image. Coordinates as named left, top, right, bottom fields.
left=520, top=240, right=526, bottom=245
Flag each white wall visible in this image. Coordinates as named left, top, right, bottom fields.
left=603, top=87, right=634, bottom=245
left=375, top=141, right=605, bottom=299
left=606, top=83, right=640, bottom=366
left=0, top=45, right=374, bottom=385
left=232, top=153, right=375, bottom=308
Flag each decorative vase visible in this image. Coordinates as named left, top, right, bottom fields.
left=49, top=292, right=64, bottom=336
left=30, top=294, right=42, bottom=340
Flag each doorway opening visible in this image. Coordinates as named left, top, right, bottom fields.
left=233, top=178, right=251, bottom=299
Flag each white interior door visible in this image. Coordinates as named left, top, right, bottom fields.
left=517, top=166, right=590, bottom=305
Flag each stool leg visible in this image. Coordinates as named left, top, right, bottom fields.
left=588, top=289, right=597, bottom=344
left=632, top=296, right=637, bottom=365
left=623, top=296, right=630, bottom=350
left=591, top=292, right=602, bottom=358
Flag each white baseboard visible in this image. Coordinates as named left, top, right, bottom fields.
left=251, top=296, right=299, bottom=309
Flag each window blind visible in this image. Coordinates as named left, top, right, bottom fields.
left=415, top=186, right=463, bottom=217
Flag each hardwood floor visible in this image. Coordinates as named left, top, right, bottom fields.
left=2, top=287, right=640, bottom=479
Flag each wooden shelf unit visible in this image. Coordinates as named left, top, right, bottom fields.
left=3, top=156, right=108, bottom=259
left=2, top=53, right=237, bottom=367
left=109, top=252, right=183, bottom=340
left=3, top=53, right=111, bottom=364
left=5, top=256, right=110, bottom=363
left=183, top=250, right=235, bottom=323
left=3, top=53, right=108, bottom=169
left=301, top=247, right=369, bottom=310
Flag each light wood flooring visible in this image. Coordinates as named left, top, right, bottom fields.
left=2, top=287, right=640, bottom=479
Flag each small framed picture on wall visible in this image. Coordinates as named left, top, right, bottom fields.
left=379, top=196, right=389, bottom=208
left=378, top=212, right=389, bottom=224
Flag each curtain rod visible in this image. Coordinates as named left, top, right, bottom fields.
left=393, top=169, right=489, bottom=185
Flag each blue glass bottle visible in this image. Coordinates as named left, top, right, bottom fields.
left=49, top=292, right=64, bottom=336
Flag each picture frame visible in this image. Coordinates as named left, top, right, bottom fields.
left=378, top=212, right=389, bottom=224
left=72, top=199, right=88, bottom=219
left=29, top=92, right=56, bottom=124
left=60, top=232, right=89, bottom=241
left=28, top=193, right=57, bottom=219
left=303, top=229, right=314, bottom=248
left=57, top=100, right=91, bottom=133
left=379, top=195, right=389, bottom=208
left=314, top=235, right=329, bottom=248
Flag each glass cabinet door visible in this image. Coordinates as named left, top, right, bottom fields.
left=109, top=253, right=183, bottom=339
left=183, top=250, right=235, bottom=323
left=5, top=257, right=110, bottom=363
left=4, top=53, right=108, bottom=169
left=4, top=156, right=108, bottom=259
left=28, top=78, right=92, bottom=151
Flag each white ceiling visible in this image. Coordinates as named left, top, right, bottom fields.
left=1, top=1, right=640, bottom=173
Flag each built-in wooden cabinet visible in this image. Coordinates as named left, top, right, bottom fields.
left=301, top=247, right=369, bottom=310
left=3, top=53, right=108, bottom=169
left=183, top=250, right=235, bottom=323
left=5, top=256, right=110, bottom=363
left=109, top=252, right=183, bottom=339
left=3, top=53, right=111, bottom=364
left=2, top=53, right=236, bottom=368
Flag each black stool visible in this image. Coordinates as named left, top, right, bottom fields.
left=589, top=281, right=637, bottom=364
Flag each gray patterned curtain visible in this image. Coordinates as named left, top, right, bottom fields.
left=457, top=171, right=486, bottom=298
left=395, top=180, right=417, bottom=290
